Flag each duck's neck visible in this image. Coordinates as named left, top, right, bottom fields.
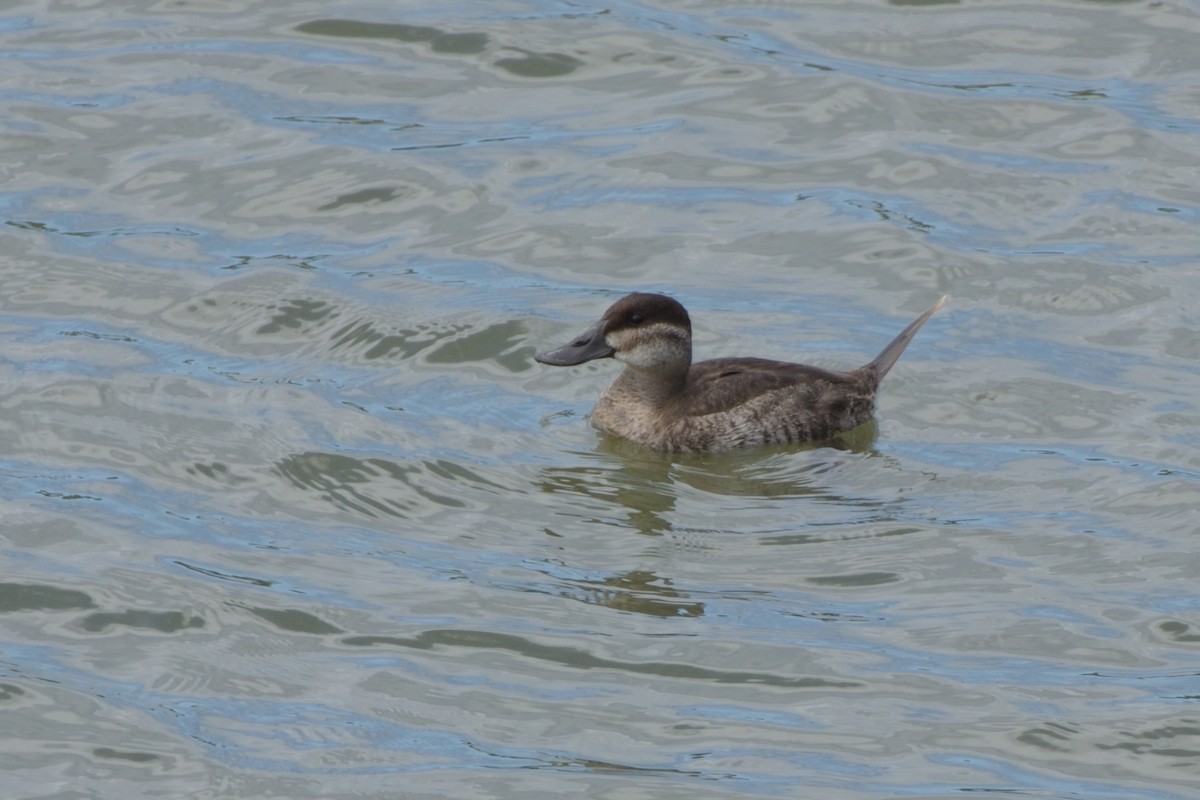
left=609, top=363, right=689, bottom=407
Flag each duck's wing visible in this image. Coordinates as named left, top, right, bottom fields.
left=675, top=357, right=857, bottom=417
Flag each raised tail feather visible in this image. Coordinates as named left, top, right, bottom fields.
left=867, top=295, right=947, bottom=380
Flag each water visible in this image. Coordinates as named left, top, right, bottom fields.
left=3, top=0, right=1199, bottom=797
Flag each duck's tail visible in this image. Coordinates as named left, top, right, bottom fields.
left=866, top=295, right=947, bottom=381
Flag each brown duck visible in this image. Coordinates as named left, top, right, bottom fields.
left=535, top=293, right=946, bottom=452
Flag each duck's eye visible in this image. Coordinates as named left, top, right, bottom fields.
left=629, top=313, right=644, bottom=325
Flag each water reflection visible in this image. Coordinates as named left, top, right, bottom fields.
left=293, top=19, right=584, bottom=77
left=78, top=610, right=205, bottom=634
left=275, top=451, right=516, bottom=521
left=1018, top=717, right=1200, bottom=777
left=276, top=451, right=490, bottom=519
left=294, top=19, right=489, bottom=56
left=537, top=458, right=676, bottom=536
left=342, top=628, right=858, bottom=689
left=555, top=569, right=704, bottom=618
left=492, top=50, right=584, bottom=79
left=0, top=583, right=96, bottom=612
left=247, top=606, right=343, bottom=635
left=536, top=420, right=886, bottom=536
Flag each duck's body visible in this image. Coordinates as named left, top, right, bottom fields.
left=591, top=356, right=878, bottom=452
left=536, top=293, right=945, bottom=452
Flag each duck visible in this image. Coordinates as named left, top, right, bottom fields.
left=535, top=292, right=946, bottom=452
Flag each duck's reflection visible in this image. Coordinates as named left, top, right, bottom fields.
left=270, top=423, right=895, bottom=623
left=528, top=423, right=896, bottom=620
left=554, top=568, right=704, bottom=618
left=535, top=419, right=883, bottom=537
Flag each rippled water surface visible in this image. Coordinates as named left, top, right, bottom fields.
left=3, top=1, right=1200, bottom=797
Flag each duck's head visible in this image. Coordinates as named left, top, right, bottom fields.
left=535, top=292, right=692, bottom=373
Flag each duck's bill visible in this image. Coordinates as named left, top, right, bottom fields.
left=534, top=321, right=615, bottom=366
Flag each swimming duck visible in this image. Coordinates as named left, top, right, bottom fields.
left=535, top=292, right=946, bottom=452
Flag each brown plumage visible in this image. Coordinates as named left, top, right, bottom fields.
left=535, top=292, right=946, bottom=452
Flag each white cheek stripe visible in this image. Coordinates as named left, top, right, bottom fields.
left=610, top=323, right=689, bottom=366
